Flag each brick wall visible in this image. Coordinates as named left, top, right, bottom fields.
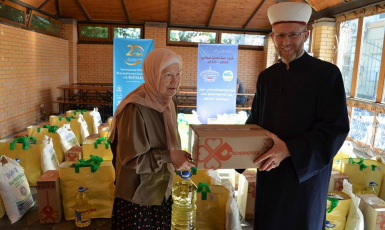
left=78, top=44, right=113, bottom=83
left=263, top=35, right=277, bottom=70
left=77, top=23, right=264, bottom=92
left=60, top=19, right=78, bottom=84
left=0, top=23, right=69, bottom=138
left=311, top=18, right=337, bottom=63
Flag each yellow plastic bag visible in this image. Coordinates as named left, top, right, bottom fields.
left=325, top=191, right=351, bottom=230
left=0, top=195, right=5, bottom=218
left=66, top=110, right=94, bottom=134
left=196, top=183, right=228, bottom=230
left=82, top=137, right=112, bottom=160
left=0, top=137, right=43, bottom=186
left=332, top=141, right=354, bottom=171
left=340, top=158, right=385, bottom=196
left=108, top=117, right=113, bottom=127
left=27, top=125, right=65, bottom=163
left=49, top=116, right=82, bottom=144
left=59, top=157, right=115, bottom=220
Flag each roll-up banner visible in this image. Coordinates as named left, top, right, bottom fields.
left=113, top=38, right=154, bottom=113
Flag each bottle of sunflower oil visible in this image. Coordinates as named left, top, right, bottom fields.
left=362, top=182, right=378, bottom=195
left=75, top=187, right=91, bottom=227
left=172, top=170, right=197, bottom=230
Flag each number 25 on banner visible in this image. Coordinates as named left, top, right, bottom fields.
left=125, top=45, right=144, bottom=66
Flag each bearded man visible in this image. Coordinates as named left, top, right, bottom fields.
left=244, top=2, right=350, bottom=230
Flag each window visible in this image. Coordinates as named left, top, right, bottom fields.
left=28, top=11, right=61, bottom=34
left=375, top=113, right=385, bottom=150
left=168, top=28, right=267, bottom=49
left=349, top=107, right=374, bottom=144
left=220, top=32, right=264, bottom=48
left=355, top=13, right=385, bottom=101
left=112, top=26, right=141, bottom=39
left=169, top=29, right=217, bottom=44
left=337, top=3, right=385, bottom=157
left=78, top=24, right=142, bottom=43
left=0, top=1, right=26, bottom=26
left=336, top=19, right=358, bottom=97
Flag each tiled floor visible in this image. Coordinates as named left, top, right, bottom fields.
left=0, top=187, right=253, bottom=230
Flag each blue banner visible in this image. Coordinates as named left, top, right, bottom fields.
left=197, top=44, right=238, bottom=124
left=113, top=38, right=154, bottom=113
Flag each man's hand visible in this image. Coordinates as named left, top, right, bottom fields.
left=171, top=150, right=195, bottom=171
left=254, top=131, right=290, bottom=171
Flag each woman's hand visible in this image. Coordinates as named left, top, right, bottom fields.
left=171, top=150, right=195, bottom=171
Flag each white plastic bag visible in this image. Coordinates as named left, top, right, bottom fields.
left=222, top=181, right=242, bottom=230
left=343, top=179, right=364, bottom=230
left=41, top=135, right=59, bottom=173
left=78, top=114, right=90, bottom=144
left=57, top=124, right=79, bottom=153
left=0, top=155, right=35, bottom=223
left=90, top=107, right=102, bottom=134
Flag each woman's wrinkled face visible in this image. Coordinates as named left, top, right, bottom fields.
left=159, top=62, right=182, bottom=97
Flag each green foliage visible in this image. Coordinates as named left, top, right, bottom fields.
left=114, top=28, right=141, bottom=39
left=82, top=26, right=109, bottom=38
left=31, top=14, right=60, bottom=34
left=170, top=30, right=215, bottom=43
left=0, top=3, right=24, bottom=24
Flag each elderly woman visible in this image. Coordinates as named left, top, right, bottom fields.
left=110, top=48, right=195, bottom=229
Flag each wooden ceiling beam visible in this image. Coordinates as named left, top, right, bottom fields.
left=206, top=0, right=218, bottom=27
left=76, top=0, right=91, bottom=22
left=310, top=0, right=384, bottom=21
left=56, top=0, right=60, bottom=17
left=121, top=0, right=130, bottom=23
left=168, top=0, right=171, bottom=25
left=242, top=0, right=266, bottom=29
left=38, top=0, right=51, bottom=9
left=77, top=20, right=144, bottom=25
left=9, top=0, right=58, bottom=19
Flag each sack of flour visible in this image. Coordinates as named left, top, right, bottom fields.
left=41, top=135, right=59, bottom=173
left=90, top=108, right=102, bottom=134
left=0, top=155, right=35, bottom=223
left=57, top=124, right=79, bottom=153
left=78, top=114, right=90, bottom=144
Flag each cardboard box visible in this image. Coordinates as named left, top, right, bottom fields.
left=236, top=169, right=257, bottom=220
left=188, top=124, right=272, bottom=169
left=37, top=170, right=62, bottom=223
left=86, top=133, right=100, bottom=142
left=13, top=130, right=28, bottom=138
left=98, top=123, right=109, bottom=133
left=65, top=146, right=82, bottom=162
left=358, top=194, right=385, bottom=230
left=328, top=172, right=349, bottom=192
left=244, top=169, right=256, bottom=219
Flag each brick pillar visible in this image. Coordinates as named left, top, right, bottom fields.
left=311, top=18, right=337, bottom=63
left=144, top=22, right=167, bottom=48
left=263, top=34, right=278, bottom=70
left=60, top=19, right=78, bottom=84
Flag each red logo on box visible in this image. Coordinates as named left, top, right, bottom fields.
left=376, top=211, right=385, bottom=229
left=334, top=178, right=343, bottom=191
left=198, top=138, right=232, bottom=169
left=65, top=152, right=79, bottom=161
left=248, top=183, right=255, bottom=199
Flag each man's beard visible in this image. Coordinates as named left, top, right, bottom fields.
left=276, top=43, right=304, bottom=63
